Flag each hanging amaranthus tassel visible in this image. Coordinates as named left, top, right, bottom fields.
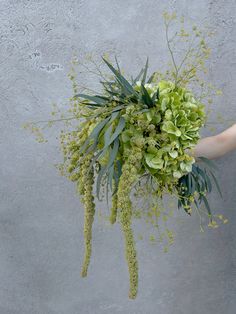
left=110, top=193, right=118, bottom=224
left=80, top=153, right=95, bottom=277
left=117, top=149, right=142, bottom=299
left=109, top=183, right=118, bottom=224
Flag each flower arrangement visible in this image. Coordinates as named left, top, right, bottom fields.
left=24, top=12, right=226, bottom=299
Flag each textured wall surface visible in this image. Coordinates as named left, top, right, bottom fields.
left=1, top=1, right=236, bottom=313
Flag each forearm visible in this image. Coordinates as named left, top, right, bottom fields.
left=188, top=124, right=236, bottom=160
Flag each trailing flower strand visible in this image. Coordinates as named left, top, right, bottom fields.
left=117, top=148, right=143, bottom=299
left=80, top=154, right=95, bottom=277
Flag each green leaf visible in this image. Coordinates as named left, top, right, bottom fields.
left=115, top=55, right=121, bottom=73
left=103, top=124, right=113, bottom=147
left=145, top=153, right=164, bottom=169
left=151, top=88, right=159, bottom=102
left=80, top=116, right=110, bottom=153
left=97, top=138, right=120, bottom=199
left=195, top=166, right=207, bottom=184
left=102, top=116, right=126, bottom=151
left=132, top=68, right=144, bottom=85
left=141, top=57, right=149, bottom=85
left=147, top=71, right=157, bottom=83
left=108, top=110, right=120, bottom=123
left=96, top=166, right=107, bottom=200
left=140, top=83, right=154, bottom=107
left=162, top=121, right=181, bottom=137
left=102, top=57, right=135, bottom=95
left=209, top=170, right=223, bottom=198
left=107, top=137, right=119, bottom=169
left=74, top=93, right=108, bottom=105
left=198, top=156, right=218, bottom=171
left=204, top=170, right=212, bottom=193
left=201, top=195, right=212, bottom=220
left=86, top=149, right=104, bottom=173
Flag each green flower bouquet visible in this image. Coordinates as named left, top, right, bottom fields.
left=64, top=56, right=222, bottom=298
left=25, top=12, right=225, bottom=299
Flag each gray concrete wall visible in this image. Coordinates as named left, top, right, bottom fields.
left=1, top=1, right=236, bottom=313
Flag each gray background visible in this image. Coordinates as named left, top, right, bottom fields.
left=1, top=0, right=236, bottom=313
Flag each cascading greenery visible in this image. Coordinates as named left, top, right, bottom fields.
left=24, top=12, right=226, bottom=299
left=60, top=56, right=222, bottom=299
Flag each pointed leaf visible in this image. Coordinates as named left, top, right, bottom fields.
left=141, top=57, right=149, bottom=85
left=198, top=156, right=218, bottom=171
left=115, top=55, right=121, bottom=73
left=102, top=57, right=135, bottom=95
left=140, top=83, right=154, bottom=107
left=147, top=71, right=157, bottom=83
left=80, top=116, right=110, bottom=153
left=102, top=116, right=125, bottom=151
left=201, top=195, right=212, bottom=219
left=75, top=93, right=108, bottom=105
left=96, top=166, right=107, bottom=200
left=132, top=68, right=144, bottom=85
left=209, top=170, right=223, bottom=198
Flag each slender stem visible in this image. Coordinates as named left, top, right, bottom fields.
left=165, top=21, right=179, bottom=85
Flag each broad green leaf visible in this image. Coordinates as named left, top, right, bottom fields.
left=145, top=153, right=164, bottom=169
left=162, top=121, right=181, bottom=137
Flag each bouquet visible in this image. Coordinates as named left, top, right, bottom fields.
left=25, top=12, right=224, bottom=299
left=62, top=56, right=223, bottom=298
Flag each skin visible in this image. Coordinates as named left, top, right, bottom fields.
left=188, top=123, right=236, bottom=160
